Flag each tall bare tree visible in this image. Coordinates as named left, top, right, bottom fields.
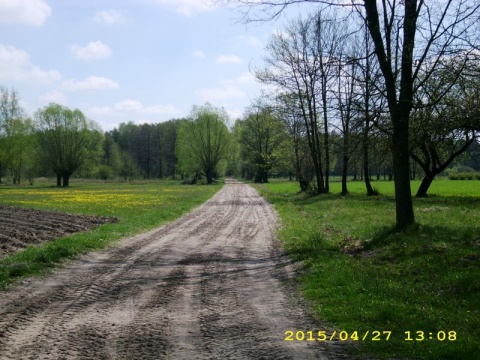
left=274, top=92, right=315, bottom=191
left=255, top=13, right=344, bottom=193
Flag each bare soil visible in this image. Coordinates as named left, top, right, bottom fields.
left=0, top=205, right=118, bottom=259
left=0, top=180, right=349, bottom=359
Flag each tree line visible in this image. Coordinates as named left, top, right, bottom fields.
left=1, top=86, right=477, bottom=189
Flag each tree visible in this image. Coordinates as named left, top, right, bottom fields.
left=274, top=92, right=315, bottom=191
left=410, top=65, right=480, bottom=197
left=103, top=132, right=122, bottom=176
left=0, top=87, right=26, bottom=184
left=363, top=0, right=479, bottom=226
left=35, top=103, right=103, bottom=187
left=177, top=103, right=231, bottom=184
left=255, top=14, right=329, bottom=193
left=223, top=0, right=480, bottom=229
left=119, top=150, right=139, bottom=181
left=332, top=43, right=364, bottom=195
left=226, top=119, right=243, bottom=177
left=351, top=22, right=387, bottom=195
left=239, top=102, right=286, bottom=183
left=5, top=118, right=36, bottom=184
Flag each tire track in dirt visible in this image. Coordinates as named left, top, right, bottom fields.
left=0, top=179, right=349, bottom=359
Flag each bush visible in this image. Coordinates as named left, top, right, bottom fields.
left=448, top=172, right=480, bottom=180
left=97, top=165, right=113, bottom=181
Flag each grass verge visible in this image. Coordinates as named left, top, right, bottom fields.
left=0, top=180, right=222, bottom=290
left=255, top=179, right=479, bottom=360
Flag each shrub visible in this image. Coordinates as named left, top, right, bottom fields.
left=448, top=172, right=480, bottom=180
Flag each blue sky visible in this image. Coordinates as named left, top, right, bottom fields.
left=0, top=0, right=303, bottom=131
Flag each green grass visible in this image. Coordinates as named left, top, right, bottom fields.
left=255, top=179, right=479, bottom=360
left=0, top=179, right=222, bottom=290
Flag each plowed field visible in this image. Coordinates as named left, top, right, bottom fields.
left=0, top=206, right=117, bottom=259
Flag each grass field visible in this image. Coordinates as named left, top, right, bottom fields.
left=255, top=179, right=479, bottom=360
left=0, top=179, right=222, bottom=290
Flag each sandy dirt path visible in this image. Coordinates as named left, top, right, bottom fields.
left=0, top=179, right=347, bottom=359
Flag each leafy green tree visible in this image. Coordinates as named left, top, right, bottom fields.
left=410, top=66, right=480, bottom=197
left=226, top=119, right=243, bottom=177
left=6, top=118, right=36, bottom=184
left=239, top=103, right=286, bottom=183
left=97, top=165, right=113, bottom=181
left=177, top=103, right=231, bottom=184
left=119, top=150, right=139, bottom=181
left=35, top=103, right=103, bottom=187
left=22, top=130, right=40, bottom=185
left=0, top=87, right=26, bottom=184
left=103, top=132, right=122, bottom=176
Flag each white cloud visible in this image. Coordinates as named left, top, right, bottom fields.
left=71, top=41, right=112, bottom=61
left=238, top=35, right=263, bottom=48
left=216, top=54, right=243, bottom=64
left=156, top=0, right=216, bottom=17
left=197, top=85, right=246, bottom=102
left=115, top=99, right=181, bottom=116
left=236, top=71, right=255, bottom=84
left=39, top=90, right=68, bottom=106
left=193, top=50, right=206, bottom=58
left=62, top=76, right=119, bottom=91
left=115, top=99, right=143, bottom=111
left=0, top=44, right=61, bottom=84
left=88, top=101, right=181, bottom=128
left=0, top=0, right=51, bottom=26
left=94, top=10, right=127, bottom=25
left=88, top=106, right=115, bottom=116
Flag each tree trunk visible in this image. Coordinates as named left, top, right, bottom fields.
left=323, top=128, right=330, bottom=193
left=62, top=174, right=70, bottom=187
left=314, top=163, right=325, bottom=194
left=363, top=118, right=375, bottom=196
left=56, top=174, right=61, bottom=187
left=416, top=173, right=434, bottom=198
left=341, top=155, right=348, bottom=195
left=205, top=169, right=214, bottom=184
left=391, top=117, right=415, bottom=228
left=364, top=154, right=375, bottom=196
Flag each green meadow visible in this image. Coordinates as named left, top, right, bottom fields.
left=255, top=179, right=479, bottom=360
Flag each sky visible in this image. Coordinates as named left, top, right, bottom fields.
left=0, top=0, right=306, bottom=131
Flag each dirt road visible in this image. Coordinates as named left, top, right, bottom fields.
left=0, top=180, right=346, bottom=359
